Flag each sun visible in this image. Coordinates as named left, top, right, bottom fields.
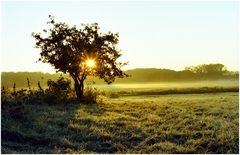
left=86, top=59, right=95, bottom=68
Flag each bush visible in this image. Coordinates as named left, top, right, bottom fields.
left=45, top=77, right=72, bottom=103
left=82, top=86, right=98, bottom=103
left=46, top=77, right=71, bottom=93
left=81, top=85, right=110, bottom=104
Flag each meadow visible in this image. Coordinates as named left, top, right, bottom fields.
left=2, top=1, right=239, bottom=153
left=1, top=80, right=239, bottom=153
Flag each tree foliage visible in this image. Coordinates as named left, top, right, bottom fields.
left=185, top=63, right=227, bottom=74
left=32, top=15, right=128, bottom=98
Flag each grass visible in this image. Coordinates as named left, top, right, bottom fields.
left=1, top=91, right=239, bottom=153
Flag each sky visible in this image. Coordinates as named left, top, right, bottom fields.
left=1, top=1, right=239, bottom=73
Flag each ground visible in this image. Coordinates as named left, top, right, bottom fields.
left=1, top=92, right=239, bottom=153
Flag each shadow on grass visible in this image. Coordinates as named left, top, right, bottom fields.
left=1, top=99, right=123, bottom=153
left=1, top=101, right=81, bottom=153
left=63, top=101, right=150, bottom=153
left=82, top=104, right=106, bottom=116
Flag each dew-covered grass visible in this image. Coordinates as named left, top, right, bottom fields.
left=1, top=92, right=238, bottom=153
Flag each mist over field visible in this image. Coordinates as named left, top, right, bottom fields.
left=1, top=67, right=238, bottom=89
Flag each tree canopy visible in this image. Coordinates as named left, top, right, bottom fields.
left=32, top=15, right=128, bottom=98
left=185, top=64, right=227, bottom=74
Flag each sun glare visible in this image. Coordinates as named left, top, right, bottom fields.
left=86, top=59, right=95, bottom=68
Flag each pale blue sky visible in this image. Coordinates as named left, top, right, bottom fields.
left=1, top=1, right=239, bottom=73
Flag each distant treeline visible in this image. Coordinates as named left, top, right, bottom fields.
left=117, top=63, right=238, bottom=83
left=1, top=64, right=239, bottom=88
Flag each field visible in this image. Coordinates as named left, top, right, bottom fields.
left=94, top=80, right=239, bottom=90
left=1, top=84, right=239, bottom=153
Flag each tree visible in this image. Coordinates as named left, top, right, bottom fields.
left=32, top=15, right=128, bottom=99
left=185, top=63, right=227, bottom=74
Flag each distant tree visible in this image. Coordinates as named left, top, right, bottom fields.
left=32, top=15, right=128, bottom=99
left=185, top=63, right=227, bottom=75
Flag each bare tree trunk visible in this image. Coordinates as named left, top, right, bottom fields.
left=74, top=81, right=80, bottom=99
left=73, top=78, right=84, bottom=99
left=79, top=81, right=84, bottom=97
left=71, top=73, right=86, bottom=100
left=71, top=76, right=80, bottom=99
